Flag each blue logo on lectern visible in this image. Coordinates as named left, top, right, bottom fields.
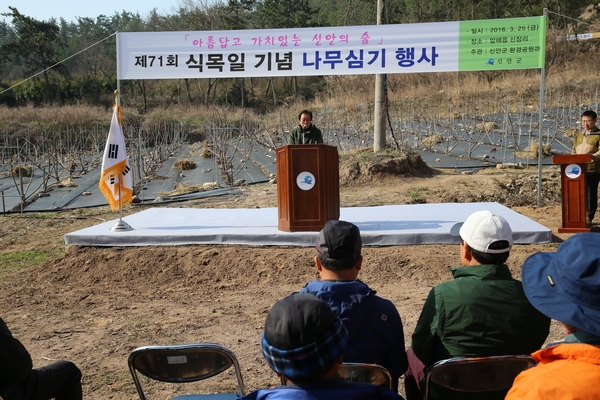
left=296, top=171, right=316, bottom=191
left=566, top=164, right=582, bottom=179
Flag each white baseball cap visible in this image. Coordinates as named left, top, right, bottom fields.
left=450, top=210, right=513, bottom=253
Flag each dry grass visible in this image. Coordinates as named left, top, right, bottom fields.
left=423, top=135, right=443, bottom=146
left=1, top=50, right=599, bottom=139
left=565, top=128, right=579, bottom=137
left=173, top=159, right=197, bottom=170
left=201, top=140, right=213, bottom=158
left=10, top=166, right=32, bottom=177
left=516, top=142, right=553, bottom=158
left=475, top=122, right=500, bottom=131
left=0, top=104, right=107, bottom=126
left=159, top=182, right=218, bottom=196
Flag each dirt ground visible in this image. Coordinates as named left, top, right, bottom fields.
left=0, top=159, right=578, bottom=399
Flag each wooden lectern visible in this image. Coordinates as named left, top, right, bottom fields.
left=276, top=144, right=340, bottom=232
left=552, top=154, right=593, bottom=233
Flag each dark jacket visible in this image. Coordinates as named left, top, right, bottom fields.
left=411, top=264, right=551, bottom=368
left=300, top=280, right=407, bottom=390
left=288, top=124, right=323, bottom=144
left=237, top=378, right=404, bottom=400
left=0, top=317, right=32, bottom=392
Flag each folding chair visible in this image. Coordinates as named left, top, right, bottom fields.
left=422, top=355, right=536, bottom=400
left=128, top=342, right=246, bottom=400
left=279, top=362, right=392, bottom=389
left=337, top=363, right=393, bottom=388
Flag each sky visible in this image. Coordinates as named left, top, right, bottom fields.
left=0, top=0, right=185, bottom=24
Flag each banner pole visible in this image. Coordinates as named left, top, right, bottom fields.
left=537, top=9, right=548, bottom=208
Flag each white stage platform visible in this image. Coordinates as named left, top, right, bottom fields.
left=64, top=202, right=551, bottom=247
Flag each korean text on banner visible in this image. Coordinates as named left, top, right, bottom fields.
left=458, top=16, right=546, bottom=71
left=117, top=16, right=546, bottom=81
left=99, top=105, right=133, bottom=211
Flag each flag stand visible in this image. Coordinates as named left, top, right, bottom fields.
left=110, top=176, right=133, bottom=232
left=110, top=219, right=132, bottom=231
left=101, top=89, right=133, bottom=232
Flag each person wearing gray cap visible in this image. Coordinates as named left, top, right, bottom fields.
left=505, top=232, right=600, bottom=399
left=404, top=210, right=550, bottom=400
left=300, top=219, right=407, bottom=392
left=237, top=293, right=404, bottom=400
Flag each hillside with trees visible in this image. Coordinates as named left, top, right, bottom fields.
left=0, top=0, right=597, bottom=111
left=0, top=0, right=599, bottom=195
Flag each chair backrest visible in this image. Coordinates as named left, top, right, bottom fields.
left=128, top=342, right=246, bottom=400
left=423, top=355, right=536, bottom=400
left=337, top=363, right=393, bottom=388
left=278, top=362, right=392, bottom=389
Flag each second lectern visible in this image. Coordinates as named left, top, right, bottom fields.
left=553, top=153, right=592, bottom=233
left=276, top=144, right=340, bottom=232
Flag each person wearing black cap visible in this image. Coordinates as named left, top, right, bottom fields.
left=0, top=316, right=82, bottom=400
left=299, top=220, right=407, bottom=392
left=288, top=110, right=323, bottom=145
left=237, top=293, right=404, bottom=400
left=404, top=210, right=550, bottom=400
left=505, top=233, right=600, bottom=399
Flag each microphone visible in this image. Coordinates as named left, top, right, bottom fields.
left=301, top=124, right=308, bottom=144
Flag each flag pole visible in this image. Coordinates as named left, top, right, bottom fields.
left=110, top=89, right=133, bottom=232
left=110, top=174, right=132, bottom=231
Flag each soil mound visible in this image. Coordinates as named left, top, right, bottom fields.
left=340, top=151, right=435, bottom=184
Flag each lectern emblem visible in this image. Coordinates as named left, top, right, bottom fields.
left=565, top=164, right=582, bottom=179
left=296, top=171, right=316, bottom=191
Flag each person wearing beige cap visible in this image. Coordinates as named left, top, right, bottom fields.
left=403, top=210, right=551, bottom=400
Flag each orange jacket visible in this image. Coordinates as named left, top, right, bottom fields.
left=505, top=343, right=600, bottom=400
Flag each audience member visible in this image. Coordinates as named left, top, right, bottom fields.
left=404, top=210, right=550, bottom=400
left=0, top=316, right=82, bottom=400
left=300, top=219, right=407, bottom=391
left=505, top=232, right=600, bottom=399
left=288, top=110, right=323, bottom=144
left=237, top=293, right=404, bottom=400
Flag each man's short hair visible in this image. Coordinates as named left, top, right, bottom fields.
left=261, top=293, right=348, bottom=381
left=315, top=220, right=362, bottom=271
left=451, top=210, right=512, bottom=264
left=582, top=110, right=597, bottom=120
left=298, top=110, right=313, bottom=121
left=467, top=240, right=511, bottom=264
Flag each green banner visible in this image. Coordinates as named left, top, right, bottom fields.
left=459, top=16, right=546, bottom=71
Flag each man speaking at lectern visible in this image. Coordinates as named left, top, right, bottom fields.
left=288, top=110, right=324, bottom=144
left=572, top=110, right=600, bottom=223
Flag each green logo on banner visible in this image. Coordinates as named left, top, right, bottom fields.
left=459, top=16, right=546, bottom=71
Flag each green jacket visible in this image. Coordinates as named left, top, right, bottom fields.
left=411, top=264, right=550, bottom=367
left=288, top=124, right=323, bottom=145
left=572, top=129, right=600, bottom=174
